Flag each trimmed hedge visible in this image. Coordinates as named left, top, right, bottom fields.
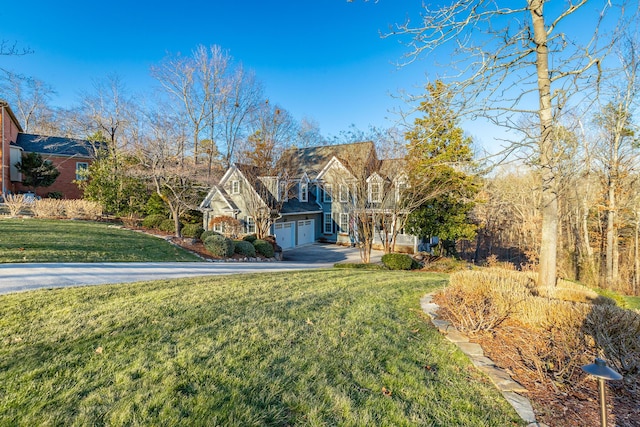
left=200, top=230, right=222, bottom=242
left=142, top=214, right=166, bottom=229
left=234, top=240, right=257, bottom=257
left=182, top=224, right=204, bottom=239
left=381, top=253, right=415, bottom=270
left=253, top=239, right=274, bottom=258
left=204, top=235, right=234, bottom=258
left=159, top=218, right=181, bottom=233
left=242, top=234, right=257, bottom=243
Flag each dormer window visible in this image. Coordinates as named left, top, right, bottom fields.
left=300, top=182, right=308, bottom=202
left=368, top=181, right=381, bottom=203
left=279, top=180, right=288, bottom=202
left=396, top=180, right=408, bottom=202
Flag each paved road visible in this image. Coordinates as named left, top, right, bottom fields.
left=0, top=244, right=382, bottom=295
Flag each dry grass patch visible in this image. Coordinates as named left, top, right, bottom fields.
left=435, top=268, right=640, bottom=427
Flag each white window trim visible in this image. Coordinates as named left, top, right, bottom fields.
left=323, top=184, right=332, bottom=202
left=396, top=181, right=407, bottom=202
left=245, top=216, right=255, bottom=234
left=323, top=213, right=333, bottom=234
left=339, top=184, right=348, bottom=203
left=231, top=180, right=240, bottom=195
left=300, top=182, right=308, bottom=202
left=75, top=161, right=89, bottom=181
left=368, top=181, right=381, bottom=203
left=339, top=213, right=349, bottom=234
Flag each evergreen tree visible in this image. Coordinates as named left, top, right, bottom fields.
left=405, top=81, right=478, bottom=255
left=16, top=152, right=60, bottom=193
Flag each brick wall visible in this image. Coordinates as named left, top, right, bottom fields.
left=12, top=155, right=92, bottom=199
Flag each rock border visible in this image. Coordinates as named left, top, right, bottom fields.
left=420, top=293, right=549, bottom=427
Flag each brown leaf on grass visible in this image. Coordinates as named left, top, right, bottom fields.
left=381, top=386, right=392, bottom=397
left=305, top=318, right=314, bottom=326
left=95, top=346, right=103, bottom=354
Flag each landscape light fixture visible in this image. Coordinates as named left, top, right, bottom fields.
left=581, top=358, right=622, bottom=427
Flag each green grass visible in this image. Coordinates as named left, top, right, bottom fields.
left=622, top=295, right=640, bottom=310
left=0, top=218, right=201, bottom=262
left=0, top=270, right=523, bottom=426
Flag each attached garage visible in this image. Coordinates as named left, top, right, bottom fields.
left=274, top=222, right=295, bottom=249
left=297, top=219, right=315, bottom=246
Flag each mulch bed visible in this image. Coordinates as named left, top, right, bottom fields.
left=434, top=294, right=640, bottom=427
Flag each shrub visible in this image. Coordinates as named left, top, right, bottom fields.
left=63, top=200, right=85, bottom=219
left=208, top=215, right=242, bottom=238
left=204, top=234, right=234, bottom=258
left=243, top=234, right=257, bottom=243
left=159, top=218, right=181, bottom=233
left=142, top=214, right=167, bottom=229
left=145, top=193, right=168, bottom=216
left=4, top=194, right=26, bottom=216
left=438, top=269, right=532, bottom=333
left=32, top=199, right=64, bottom=218
left=182, top=223, right=204, bottom=239
left=234, top=240, right=257, bottom=257
left=253, top=239, right=274, bottom=258
left=181, top=209, right=203, bottom=225
left=46, top=191, right=63, bottom=199
left=381, top=253, right=415, bottom=270
left=200, top=230, right=222, bottom=241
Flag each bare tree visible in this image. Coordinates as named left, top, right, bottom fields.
left=375, top=0, right=631, bottom=289
left=592, top=36, right=640, bottom=288
left=1, top=71, right=57, bottom=134
left=152, top=45, right=237, bottom=165
left=219, top=66, right=263, bottom=168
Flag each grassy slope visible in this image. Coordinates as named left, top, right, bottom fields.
left=0, top=218, right=201, bottom=262
left=0, top=270, right=522, bottom=426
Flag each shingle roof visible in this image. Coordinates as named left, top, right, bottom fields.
left=15, top=133, right=95, bottom=158
left=378, top=158, right=406, bottom=180
left=278, top=141, right=377, bottom=180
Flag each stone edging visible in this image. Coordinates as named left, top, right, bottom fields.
left=420, top=293, right=549, bottom=427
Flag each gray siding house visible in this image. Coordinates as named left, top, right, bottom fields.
left=199, top=142, right=418, bottom=251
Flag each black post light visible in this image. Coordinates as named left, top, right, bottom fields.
left=581, top=358, right=623, bottom=427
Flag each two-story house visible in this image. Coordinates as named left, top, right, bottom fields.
left=199, top=142, right=418, bottom=252
left=1, top=100, right=95, bottom=199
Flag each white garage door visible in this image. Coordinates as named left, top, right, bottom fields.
left=274, top=222, right=295, bottom=249
left=297, top=219, right=315, bottom=246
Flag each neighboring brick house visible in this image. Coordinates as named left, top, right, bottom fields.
left=199, top=142, right=418, bottom=252
left=1, top=100, right=95, bottom=199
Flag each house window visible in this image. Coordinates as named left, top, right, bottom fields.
left=339, top=213, right=349, bottom=234
left=245, top=216, right=255, bottom=234
left=279, top=180, right=288, bottom=202
left=75, top=162, right=89, bottom=181
left=323, top=213, right=333, bottom=234
left=339, top=184, right=349, bottom=202
left=396, top=181, right=408, bottom=202
left=368, top=181, right=381, bottom=203
left=231, top=180, right=240, bottom=194
left=323, top=184, right=332, bottom=202
left=300, top=182, right=308, bottom=202
left=213, top=221, right=223, bottom=233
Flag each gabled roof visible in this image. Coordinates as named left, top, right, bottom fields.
left=278, top=141, right=377, bottom=180
left=280, top=191, right=323, bottom=215
left=199, top=185, right=239, bottom=211
left=378, top=158, right=406, bottom=180
left=15, top=133, right=95, bottom=158
left=0, top=101, right=24, bottom=133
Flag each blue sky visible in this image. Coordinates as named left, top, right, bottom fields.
left=1, top=0, right=433, bottom=140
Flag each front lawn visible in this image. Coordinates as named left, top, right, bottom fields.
left=0, top=270, right=522, bottom=426
left=0, top=218, right=201, bottom=262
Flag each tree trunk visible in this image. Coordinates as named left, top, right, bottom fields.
left=530, top=0, right=558, bottom=290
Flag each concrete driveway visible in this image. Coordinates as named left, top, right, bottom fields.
left=0, top=243, right=382, bottom=295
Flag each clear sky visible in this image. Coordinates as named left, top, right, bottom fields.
left=1, top=0, right=435, bottom=141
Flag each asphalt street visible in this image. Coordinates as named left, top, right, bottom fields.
left=0, top=244, right=381, bottom=295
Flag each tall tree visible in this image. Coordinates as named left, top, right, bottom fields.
left=152, top=45, right=233, bottom=165
left=404, top=81, right=478, bottom=254
left=1, top=71, right=57, bottom=134
left=371, top=0, right=630, bottom=289
left=592, top=36, right=640, bottom=288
